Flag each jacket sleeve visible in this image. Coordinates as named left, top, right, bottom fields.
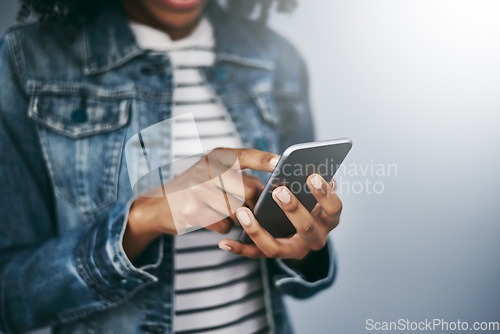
left=270, top=238, right=337, bottom=299
left=269, top=33, right=337, bottom=299
left=0, top=35, right=162, bottom=333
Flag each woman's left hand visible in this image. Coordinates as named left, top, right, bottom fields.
left=218, top=173, right=342, bottom=260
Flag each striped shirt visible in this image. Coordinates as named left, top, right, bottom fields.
left=129, top=18, right=269, bottom=334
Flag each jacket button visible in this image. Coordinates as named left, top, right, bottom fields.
left=70, top=109, right=87, bottom=123
left=214, top=67, right=230, bottom=83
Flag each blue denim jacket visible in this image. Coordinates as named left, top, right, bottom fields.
left=0, top=3, right=336, bottom=333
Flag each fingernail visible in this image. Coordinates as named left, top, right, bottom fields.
left=236, top=209, right=252, bottom=226
left=311, top=174, right=323, bottom=190
left=274, top=187, right=291, bottom=204
left=218, top=243, right=232, bottom=251
left=270, top=156, right=279, bottom=168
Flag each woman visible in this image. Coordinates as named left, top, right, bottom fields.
left=0, top=0, right=342, bottom=333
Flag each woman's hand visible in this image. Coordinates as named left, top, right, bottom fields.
left=123, top=147, right=279, bottom=260
left=218, top=174, right=342, bottom=260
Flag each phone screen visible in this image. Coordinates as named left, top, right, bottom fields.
left=239, top=138, right=352, bottom=243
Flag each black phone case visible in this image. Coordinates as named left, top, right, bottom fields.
left=239, top=139, right=352, bottom=243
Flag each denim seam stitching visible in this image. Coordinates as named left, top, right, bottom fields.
left=112, top=209, right=160, bottom=282
left=75, top=235, right=115, bottom=303
left=6, top=32, right=27, bottom=88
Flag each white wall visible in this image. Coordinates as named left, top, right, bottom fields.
left=269, top=1, right=500, bottom=333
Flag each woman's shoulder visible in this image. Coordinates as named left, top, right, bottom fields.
left=234, top=16, right=303, bottom=62
left=1, top=21, right=83, bottom=85
left=207, top=3, right=303, bottom=67
left=0, top=23, right=40, bottom=89
left=3, top=20, right=53, bottom=53
left=229, top=16, right=308, bottom=91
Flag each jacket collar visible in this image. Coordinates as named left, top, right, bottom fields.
left=82, top=2, right=273, bottom=75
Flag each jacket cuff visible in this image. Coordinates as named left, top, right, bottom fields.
left=272, top=237, right=337, bottom=299
left=75, top=198, right=163, bottom=302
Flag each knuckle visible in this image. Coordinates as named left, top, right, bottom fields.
left=286, top=201, right=300, bottom=214
left=231, top=246, right=242, bottom=254
left=207, top=147, right=222, bottom=159
left=248, top=250, right=262, bottom=259
left=210, top=146, right=231, bottom=158
left=335, top=199, right=343, bottom=213
left=260, top=154, right=268, bottom=168
left=245, top=181, right=257, bottom=197
left=128, top=205, right=145, bottom=225
left=264, top=246, right=280, bottom=258
left=238, top=148, right=250, bottom=163
left=246, top=226, right=260, bottom=238
left=219, top=221, right=232, bottom=234
left=299, top=221, right=316, bottom=235
left=325, top=199, right=343, bottom=217
left=247, top=188, right=257, bottom=199
left=329, top=194, right=342, bottom=209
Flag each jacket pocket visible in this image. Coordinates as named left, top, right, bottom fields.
left=28, top=95, right=130, bottom=216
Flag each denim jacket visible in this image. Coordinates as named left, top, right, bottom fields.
left=0, top=3, right=336, bottom=333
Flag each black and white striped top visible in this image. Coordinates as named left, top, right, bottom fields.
left=129, top=18, right=269, bottom=334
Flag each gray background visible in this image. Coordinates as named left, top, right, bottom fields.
left=1, top=1, right=499, bottom=333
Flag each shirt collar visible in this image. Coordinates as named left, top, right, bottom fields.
left=81, top=2, right=273, bottom=76
left=128, top=17, right=214, bottom=52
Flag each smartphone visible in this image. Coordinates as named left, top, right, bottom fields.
left=239, top=138, right=352, bottom=243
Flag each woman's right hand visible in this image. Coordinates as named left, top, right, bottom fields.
left=123, top=148, right=279, bottom=260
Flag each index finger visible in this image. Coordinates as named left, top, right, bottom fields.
left=209, top=147, right=280, bottom=173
